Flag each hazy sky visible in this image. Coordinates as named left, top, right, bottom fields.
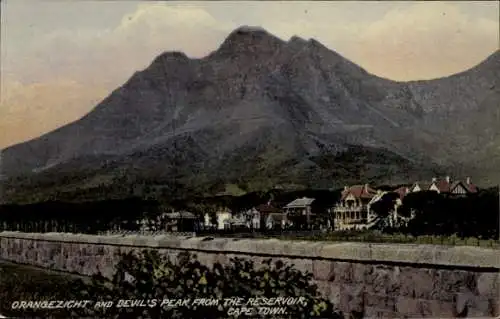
left=1, top=1, right=498, bottom=149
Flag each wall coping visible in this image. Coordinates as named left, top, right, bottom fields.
left=1, top=232, right=498, bottom=269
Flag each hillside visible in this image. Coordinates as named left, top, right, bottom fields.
left=1, top=26, right=498, bottom=203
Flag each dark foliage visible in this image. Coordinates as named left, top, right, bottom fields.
left=369, top=192, right=400, bottom=218
left=399, top=187, right=499, bottom=239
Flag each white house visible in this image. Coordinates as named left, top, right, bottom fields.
left=204, top=209, right=232, bottom=230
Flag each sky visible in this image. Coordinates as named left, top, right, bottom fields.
left=0, top=1, right=498, bottom=149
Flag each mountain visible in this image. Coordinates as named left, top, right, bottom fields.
left=1, top=26, right=499, bottom=203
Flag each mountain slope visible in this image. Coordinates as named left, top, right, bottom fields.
left=1, top=27, right=498, bottom=202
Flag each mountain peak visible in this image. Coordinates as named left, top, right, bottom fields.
left=214, top=25, right=285, bottom=56
left=233, top=25, right=268, bottom=34
left=288, top=35, right=309, bottom=45
left=151, top=51, right=189, bottom=64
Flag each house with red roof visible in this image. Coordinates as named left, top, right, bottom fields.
left=330, top=184, right=377, bottom=230
left=429, top=176, right=478, bottom=195
left=410, top=176, right=478, bottom=195
left=409, top=181, right=432, bottom=193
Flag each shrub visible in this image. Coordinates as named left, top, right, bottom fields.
left=71, top=250, right=342, bottom=319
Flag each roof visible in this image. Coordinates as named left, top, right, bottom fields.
left=341, top=185, right=377, bottom=200
left=256, top=203, right=279, bottom=213
left=368, top=191, right=387, bottom=205
left=466, top=183, right=478, bottom=193
left=394, top=186, right=409, bottom=199
left=285, top=197, right=315, bottom=208
left=164, top=211, right=197, bottom=219
left=433, top=179, right=452, bottom=193
left=410, top=181, right=431, bottom=191
left=413, top=177, right=478, bottom=194
left=450, top=180, right=478, bottom=194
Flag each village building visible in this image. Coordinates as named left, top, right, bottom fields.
left=242, top=207, right=261, bottom=229
left=254, top=202, right=282, bottom=230
left=265, top=213, right=287, bottom=230
left=412, top=176, right=478, bottom=195
left=429, top=176, right=478, bottom=195
left=409, top=181, right=432, bottom=193
left=227, top=214, right=249, bottom=230
left=164, top=211, right=199, bottom=232
left=331, top=184, right=377, bottom=231
left=283, top=197, right=315, bottom=229
left=203, top=208, right=232, bottom=230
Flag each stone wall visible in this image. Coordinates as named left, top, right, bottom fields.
left=0, top=231, right=498, bottom=318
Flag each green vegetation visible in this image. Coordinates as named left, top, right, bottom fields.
left=0, top=252, right=342, bottom=319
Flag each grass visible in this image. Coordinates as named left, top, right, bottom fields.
left=0, top=261, right=87, bottom=318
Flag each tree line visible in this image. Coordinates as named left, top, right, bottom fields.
left=0, top=187, right=497, bottom=239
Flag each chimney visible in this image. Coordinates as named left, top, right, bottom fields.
left=466, top=177, right=471, bottom=185
left=344, top=186, right=348, bottom=191
left=431, top=177, right=437, bottom=183
left=446, top=176, right=451, bottom=183
left=364, top=184, right=368, bottom=192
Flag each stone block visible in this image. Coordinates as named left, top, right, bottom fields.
left=329, top=285, right=341, bottom=305
left=312, top=260, right=334, bottom=281
left=398, top=267, right=437, bottom=299
left=364, top=307, right=399, bottom=319
left=476, top=272, right=499, bottom=297
left=333, top=262, right=353, bottom=283
left=468, top=295, right=499, bottom=318
left=435, top=269, right=477, bottom=301
left=351, top=263, right=368, bottom=283
left=396, top=297, right=420, bottom=316
left=364, top=293, right=396, bottom=312
left=339, top=284, right=364, bottom=315
left=314, top=280, right=331, bottom=299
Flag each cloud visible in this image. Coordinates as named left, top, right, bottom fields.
left=3, top=3, right=232, bottom=88
left=347, top=2, right=499, bottom=80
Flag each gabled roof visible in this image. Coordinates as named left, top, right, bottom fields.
left=433, top=179, right=452, bottom=193
left=341, top=185, right=377, bottom=200
left=285, top=197, right=315, bottom=208
left=415, top=177, right=478, bottom=194
left=410, top=181, right=431, bottom=191
left=450, top=181, right=478, bottom=194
